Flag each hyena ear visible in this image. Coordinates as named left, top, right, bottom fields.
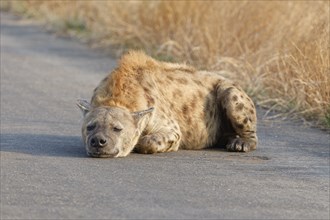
left=132, top=107, right=154, bottom=122
left=76, top=99, right=91, bottom=116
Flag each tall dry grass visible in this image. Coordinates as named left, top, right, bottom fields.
left=2, top=0, right=329, bottom=127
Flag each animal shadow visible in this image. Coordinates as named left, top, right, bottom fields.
left=0, top=133, right=86, bottom=158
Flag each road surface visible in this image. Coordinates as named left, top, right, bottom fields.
left=1, top=12, right=329, bottom=219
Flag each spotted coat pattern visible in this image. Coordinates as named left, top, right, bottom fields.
left=82, top=51, right=258, bottom=157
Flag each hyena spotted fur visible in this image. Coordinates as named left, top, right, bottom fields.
left=77, top=51, right=257, bottom=158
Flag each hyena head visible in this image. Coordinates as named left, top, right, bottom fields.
left=77, top=99, right=153, bottom=158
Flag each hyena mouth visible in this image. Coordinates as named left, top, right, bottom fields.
left=87, top=148, right=119, bottom=158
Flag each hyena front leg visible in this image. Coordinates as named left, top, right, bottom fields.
left=134, top=125, right=182, bottom=154
left=218, top=85, right=258, bottom=152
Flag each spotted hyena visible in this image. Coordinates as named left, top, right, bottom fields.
left=77, top=51, right=257, bottom=158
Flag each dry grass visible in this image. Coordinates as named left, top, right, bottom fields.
left=2, top=0, right=329, bottom=127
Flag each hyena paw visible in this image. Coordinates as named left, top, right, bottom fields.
left=134, top=135, right=163, bottom=154
left=226, top=136, right=255, bottom=152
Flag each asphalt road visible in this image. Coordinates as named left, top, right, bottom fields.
left=1, top=12, right=329, bottom=220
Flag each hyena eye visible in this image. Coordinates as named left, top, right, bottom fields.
left=113, top=126, right=123, bottom=132
left=86, top=123, right=96, bottom=131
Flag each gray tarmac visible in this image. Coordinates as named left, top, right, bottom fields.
left=1, top=12, right=329, bottom=219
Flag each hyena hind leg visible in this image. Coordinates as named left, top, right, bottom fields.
left=218, top=86, right=258, bottom=152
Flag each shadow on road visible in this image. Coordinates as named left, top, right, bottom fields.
left=0, top=133, right=86, bottom=158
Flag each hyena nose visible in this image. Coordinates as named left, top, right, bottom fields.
left=90, top=135, right=107, bottom=148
